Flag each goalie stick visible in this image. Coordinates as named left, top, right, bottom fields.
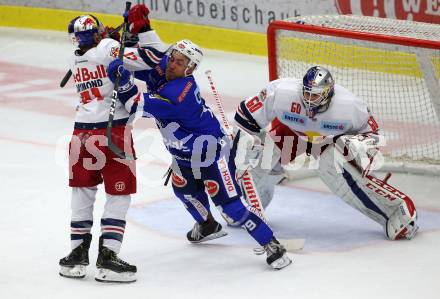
left=59, top=23, right=124, bottom=88
left=106, top=2, right=135, bottom=160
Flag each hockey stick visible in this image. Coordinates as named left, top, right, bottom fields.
left=205, top=70, right=266, bottom=214
left=105, top=2, right=135, bottom=160
left=60, top=70, right=72, bottom=88
left=60, top=24, right=125, bottom=88
left=205, top=70, right=231, bottom=131
left=205, top=70, right=305, bottom=252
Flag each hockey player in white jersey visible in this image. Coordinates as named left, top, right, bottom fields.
left=59, top=5, right=167, bottom=283
left=234, top=66, right=418, bottom=241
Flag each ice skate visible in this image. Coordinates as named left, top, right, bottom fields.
left=59, top=234, right=91, bottom=279
left=95, top=239, right=137, bottom=283
left=255, top=237, right=292, bottom=270
left=187, top=218, right=228, bottom=243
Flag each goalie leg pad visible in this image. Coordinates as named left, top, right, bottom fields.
left=234, top=128, right=283, bottom=210
left=318, top=147, right=388, bottom=226
left=318, top=145, right=418, bottom=239
left=386, top=200, right=418, bottom=240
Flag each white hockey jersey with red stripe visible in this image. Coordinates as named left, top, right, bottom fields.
left=68, top=31, right=166, bottom=127
left=235, top=78, right=379, bottom=140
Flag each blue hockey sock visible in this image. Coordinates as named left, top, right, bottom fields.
left=176, top=190, right=211, bottom=223
left=221, top=200, right=273, bottom=246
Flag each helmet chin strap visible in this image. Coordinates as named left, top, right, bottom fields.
left=184, top=67, right=191, bottom=77
left=183, top=62, right=196, bottom=77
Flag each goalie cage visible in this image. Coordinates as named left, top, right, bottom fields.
left=267, top=15, right=440, bottom=176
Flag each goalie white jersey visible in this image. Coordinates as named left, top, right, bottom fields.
left=235, top=78, right=379, bottom=139
left=69, top=31, right=166, bottom=128
left=234, top=76, right=417, bottom=241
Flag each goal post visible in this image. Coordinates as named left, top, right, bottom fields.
left=267, top=15, right=440, bottom=174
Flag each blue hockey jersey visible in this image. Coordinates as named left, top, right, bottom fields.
left=123, top=55, right=226, bottom=167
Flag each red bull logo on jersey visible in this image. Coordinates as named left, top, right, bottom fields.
left=74, top=65, right=108, bottom=94
left=73, top=65, right=107, bottom=83
left=217, top=157, right=238, bottom=198
left=110, top=46, right=120, bottom=58
left=258, top=88, right=267, bottom=101
left=204, top=180, right=219, bottom=197
left=336, top=0, right=440, bottom=24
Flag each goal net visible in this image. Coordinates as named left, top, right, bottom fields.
left=267, top=15, right=440, bottom=175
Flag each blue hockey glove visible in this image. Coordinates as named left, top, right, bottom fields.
left=108, top=59, right=131, bottom=88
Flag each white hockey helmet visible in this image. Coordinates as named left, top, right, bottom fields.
left=73, top=15, right=104, bottom=47
left=171, top=39, right=203, bottom=72
left=302, top=66, right=335, bottom=117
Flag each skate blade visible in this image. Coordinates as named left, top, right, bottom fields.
left=59, top=265, right=86, bottom=279
left=95, top=268, right=137, bottom=283
left=270, top=255, right=293, bottom=270
left=189, top=230, right=228, bottom=243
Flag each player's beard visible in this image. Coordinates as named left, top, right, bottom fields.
left=165, top=67, right=176, bottom=81
left=165, top=68, right=174, bottom=81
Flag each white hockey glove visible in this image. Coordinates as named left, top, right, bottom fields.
left=334, top=133, right=384, bottom=176
left=233, top=127, right=263, bottom=171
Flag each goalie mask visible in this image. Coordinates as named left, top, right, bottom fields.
left=170, top=39, right=203, bottom=76
left=73, top=15, right=104, bottom=48
left=302, top=66, right=335, bottom=117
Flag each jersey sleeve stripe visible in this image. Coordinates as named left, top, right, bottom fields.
left=234, top=112, right=261, bottom=134
left=118, top=85, right=138, bottom=105
left=143, top=46, right=165, bottom=60
left=235, top=101, right=261, bottom=133
left=137, top=48, right=161, bottom=68
left=145, top=49, right=161, bottom=64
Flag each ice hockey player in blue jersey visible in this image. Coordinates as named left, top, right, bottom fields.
left=106, top=35, right=292, bottom=270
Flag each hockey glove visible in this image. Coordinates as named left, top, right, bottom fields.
left=334, top=133, right=384, bottom=176
left=103, top=26, right=121, bottom=42
left=107, top=59, right=133, bottom=92
left=128, top=4, right=151, bottom=34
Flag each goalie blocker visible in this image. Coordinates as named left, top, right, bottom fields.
left=318, top=135, right=418, bottom=240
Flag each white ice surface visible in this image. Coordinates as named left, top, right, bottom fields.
left=0, top=27, right=439, bottom=299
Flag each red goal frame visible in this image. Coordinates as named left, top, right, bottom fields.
left=267, top=20, right=440, bottom=81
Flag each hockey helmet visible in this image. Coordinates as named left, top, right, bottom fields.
left=302, top=66, right=335, bottom=117
left=73, top=15, right=104, bottom=47
left=171, top=39, right=203, bottom=72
